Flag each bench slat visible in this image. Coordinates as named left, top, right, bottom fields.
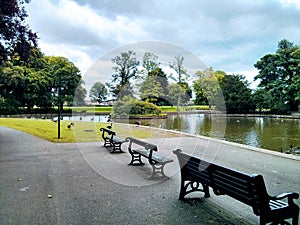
left=127, top=137, right=173, bottom=179
left=133, top=149, right=150, bottom=157
left=173, top=149, right=300, bottom=225
left=151, top=152, right=173, bottom=163
left=111, top=136, right=125, bottom=144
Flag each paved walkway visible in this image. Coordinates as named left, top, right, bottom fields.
left=0, top=126, right=299, bottom=225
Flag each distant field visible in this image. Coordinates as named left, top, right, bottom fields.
left=71, top=105, right=209, bottom=114
left=71, top=106, right=113, bottom=113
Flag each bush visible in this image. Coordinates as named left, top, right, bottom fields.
left=112, top=96, right=161, bottom=117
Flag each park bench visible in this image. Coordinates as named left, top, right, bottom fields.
left=126, top=137, right=173, bottom=179
left=173, top=149, right=299, bottom=225
left=100, top=127, right=126, bottom=153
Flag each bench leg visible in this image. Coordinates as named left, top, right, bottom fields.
left=149, top=163, right=169, bottom=179
left=179, top=180, right=210, bottom=200
left=103, top=138, right=112, bottom=147
left=111, top=142, right=124, bottom=153
left=128, top=153, right=144, bottom=165
left=292, top=212, right=299, bottom=225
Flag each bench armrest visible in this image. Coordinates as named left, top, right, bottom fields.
left=270, top=192, right=299, bottom=204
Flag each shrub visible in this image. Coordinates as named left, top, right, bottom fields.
left=112, top=96, right=161, bottom=117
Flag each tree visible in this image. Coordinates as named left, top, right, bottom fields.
left=0, top=0, right=38, bottom=64
left=167, top=83, right=187, bottom=107
left=169, top=55, right=189, bottom=83
left=142, top=52, right=160, bottom=74
left=178, top=82, right=192, bottom=103
left=139, top=67, right=169, bottom=105
left=23, top=69, right=52, bottom=112
left=220, top=74, right=255, bottom=113
left=0, top=60, right=27, bottom=113
left=169, top=55, right=191, bottom=110
left=252, top=88, right=272, bottom=112
left=73, top=79, right=87, bottom=106
left=89, top=82, right=107, bottom=104
left=254, top=39, right=300, bottom=112
left=193, top=68, right=225, bottom=108
left=108, top=51, right=139, bottom=99
left=44, top=56, right=82, bottom=111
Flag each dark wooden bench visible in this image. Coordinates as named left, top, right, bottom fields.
left=126, top=137, right=173, bottom=179
left=173, top=149, right=299, bottom=225
left=100, top=127, right=125, bottom=153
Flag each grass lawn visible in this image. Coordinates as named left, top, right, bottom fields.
left=69, top=105, right=209, bottom=114
left=0, top=118, right=181, bottom=143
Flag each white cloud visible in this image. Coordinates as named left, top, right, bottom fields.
left=279, top=0, right=300, bottom=9
left=228, top=69, right=260, bottom=89
left=27, top=0, right=149, bottom=45
left=38, top=40, right=94, bottom=74
left=25, top=0, right=300, bottom=90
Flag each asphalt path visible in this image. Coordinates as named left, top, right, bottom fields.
left=0, top=126, right=299, bottom=225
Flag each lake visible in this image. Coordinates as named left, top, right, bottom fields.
left=63, top=113, right=300, bottom=152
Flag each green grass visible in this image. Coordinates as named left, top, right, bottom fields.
left=0, top=118, right=180, bottom=143
left=159, top=105, right=210, bottom=112
left=69, top=105, right=209, bottom=114
left=71, top=106, right=113, bottom=113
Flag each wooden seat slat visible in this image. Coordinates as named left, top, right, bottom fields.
left=173, top=149, right=299, bottom=225
left=126, top=137, right=173, bottom=179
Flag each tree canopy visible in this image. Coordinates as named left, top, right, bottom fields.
left=89, top=82, right=107, bottom=104
left=254, top=39, right=300, bottom=112
left=220, top=74, right=255, bottom=113
left=108, top=51, right=139, bottom=99
left=0, top=0, right=38, bottom=64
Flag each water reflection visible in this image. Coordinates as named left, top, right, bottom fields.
left=63, top=113, right=299, bottom=152
left=161, top=114, right=299, bottom=152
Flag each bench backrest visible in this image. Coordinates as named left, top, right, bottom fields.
left=125, top=137, right=157, bottom=151
left=173, top=149, right=269, bottom=216
left=100, top=127, right=116, bottom=136
left=210, top=163, right=269, bottom=215
left=174, top=149, right=212, bottom=186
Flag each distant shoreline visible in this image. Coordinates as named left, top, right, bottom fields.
left=2, top=111, right=300, bottom=120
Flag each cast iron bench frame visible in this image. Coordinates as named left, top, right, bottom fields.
left=173, top=149, right=299, bottom=225
left=126, top=137, right=173, bottom=179
left=100, top=127, right=125, bottom=153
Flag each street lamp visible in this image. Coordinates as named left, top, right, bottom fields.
left=57, top=85, right=61, bottom=139
left=53, top=74, right=62, bottom=139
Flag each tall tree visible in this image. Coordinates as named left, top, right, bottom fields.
left=252, top=88, right=272, bottom=112
left=73, top=79, right=87, bottom=106
left=254, top=39, right=300, bottom=112
left=169, top=55, right=188, bottom=83
left=169, top=55, right=191, bottom=110
left=44, top=56, right=82, bottom=111
left=0, top=60, right=27, bottom=113
left=193, top=68, right=225, bottom=107
left=139, top=67, right=169, bottom=105
left=142, top=52, right=160, bottom=74
left=0, top=0, right=38, bottom=64
left=108, top=51, right=139, bottom=99
left=220, top=74, right=255, bottom=113
left=89, top=82, right=107, bottom=104
left=167, top=83, right=186, bottom=107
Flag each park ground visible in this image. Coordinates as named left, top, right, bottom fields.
left=0, top=126, right=299, bottom=225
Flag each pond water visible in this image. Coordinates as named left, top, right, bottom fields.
left=163, top=114, right=300, bottom=152
left=62, top=114, right=300, bottom=152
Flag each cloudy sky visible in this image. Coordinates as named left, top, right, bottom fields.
left=25, top=0, right=300, bottom=89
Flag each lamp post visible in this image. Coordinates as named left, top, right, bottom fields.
left=57, top=85, right=61, bottom=139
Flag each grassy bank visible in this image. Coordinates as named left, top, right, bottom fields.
left=71, top=105, right=210, bottom=114
left=0, top=118, right=181, bottom=143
